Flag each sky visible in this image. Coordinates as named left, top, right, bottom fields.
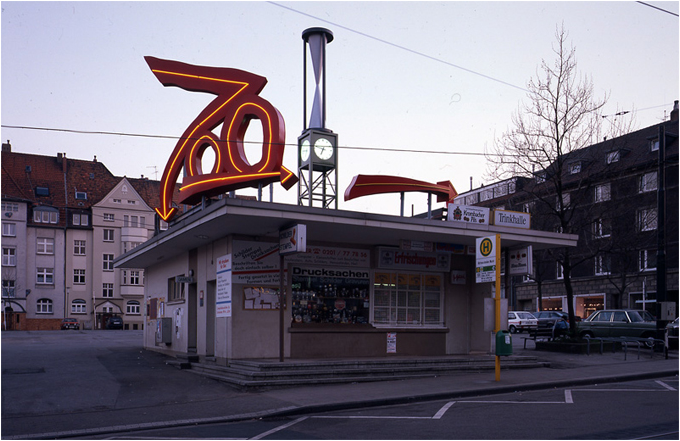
left=2, top=1, right=678, bottom=217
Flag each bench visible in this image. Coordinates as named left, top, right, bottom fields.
left=521, top=327, right=554, bottom=349
left=584, top=335, right=668, bottom=360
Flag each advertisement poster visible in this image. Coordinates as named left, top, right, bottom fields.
left=216, top=254, right=232, bottom=317
left=387, top=332, right=397, bottom=353
left=447, top=204, right=490, bottom=225
left=377, top=247, right=450, bottom=272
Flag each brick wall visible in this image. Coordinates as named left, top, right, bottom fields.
left=24, top=318, right=62, bottom=331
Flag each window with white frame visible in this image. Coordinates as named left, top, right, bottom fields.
left=75, top=191, right=87, bottom=200
left=72, top=213, right=89, bottom=226
left=593, top=218, right=611, bottom=238
left=36, top=237, right=54, bottom=255
left=160, top=220, right=169, bottom=231
left=650, top=139, right=659, bottom=152
left=71, top=299, right=86, bottom=314
left=103, top=229, right=114, bottom=242
left=33, top=209, right=58, bottom=224
left=639, top=249, right=657, bottom=271
left=102, top=283, right=114, bottom=298
left=2, top=247, right=16, bottom=266
left=73, top=269, right=86, bottom=284
left=122, top=270, right=142, bottom=286
left=36, top=298, right=53, bottom=314
left=103, top=254, right=114, bottom=271
left=535, top=172, right=546, bottom=183
left=2, top=222, right=16, bottom=237
left=638, top=208, right=658, bottom=232
left=606, top=151, right=620, bottom=164
left=372, top=272, right=444, bottom=326
left=595, top=254, right=611, bottom=275
left=126, top=300, right=141, bottom=315
left=112, top=198, right=121, bottom=204
left=2, top=202, right=19, bottom=213
left=594, top=183, right=611, bottom=202
left=36, top=267, right=54, bottom=284
left=103, top=213, right=115, bottom=222
left=2, top=280, right=16, bottom=298
left=522, top=202, right=534, bottom=213
left=569, top=162, right=581, bottom=174
left=556, top=193, right=570, bottom=211
left=639, top=171, right=658, bottom=193
left=74, top=240, right=86, bottom=256
left=556, top=262, right=564, bottom=280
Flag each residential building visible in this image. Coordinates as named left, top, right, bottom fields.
left=1, top=143, right=178, bottom=330
left=453, top=104, right=679, bottom=319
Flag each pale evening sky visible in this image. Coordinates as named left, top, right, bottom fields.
left=2, top=1, right=678, bottom=216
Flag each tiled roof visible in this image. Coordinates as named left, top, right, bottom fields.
left=1, top=150, right=182, bottom=215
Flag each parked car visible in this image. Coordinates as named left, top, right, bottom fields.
left=106, top=316, right=124, bottom=329
left=576, top=309, right=656, bottom=339
left=507, top=311, right=538, bottom=333
left=61, top=318, right=80, bottom=330
left=533, top=310, right=580, bottom=329
left=667, top=317, right=678, bottom=349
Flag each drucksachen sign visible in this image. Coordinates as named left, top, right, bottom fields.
left=145, top=56, right=298, bottom=222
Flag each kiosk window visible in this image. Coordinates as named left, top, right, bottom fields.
left=373, top=272, right=443, bottom=326
left=291, top=268, right=370, bottom=324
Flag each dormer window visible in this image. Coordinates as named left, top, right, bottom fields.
left=75, top=191, right=87, bottom=200
left=650, top=139, right=659, bottom=152
left=535, top=172, right=546, bottom=183
left=606, top=151, right=620, bottom=164
left=569, top=162, right=581, bottom=174
left=35, top=186, right=50, bottom=197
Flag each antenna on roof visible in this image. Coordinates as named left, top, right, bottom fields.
left=146, top=166, right=159, bottom=180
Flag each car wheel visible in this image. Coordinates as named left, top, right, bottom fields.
left=580, top=331, right=594, bottom=339
left=509, top=325, right=517, bottom=334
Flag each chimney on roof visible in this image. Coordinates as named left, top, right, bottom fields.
left=2, top=140, right=10, bottom=152
left=671, top=100, right=678, bottom=122
left=93, top=155, right=97, bottom=162
left=57, top=152, right=67, bottom=173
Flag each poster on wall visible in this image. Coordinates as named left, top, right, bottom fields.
left=387, top=332, right=397, bottom=353
left=216, top=254, right=232, bottom=317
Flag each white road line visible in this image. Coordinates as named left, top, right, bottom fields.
left=433, top=401, right=456, bottom=419
left=573, top=389, right=667, bottom=392
left=313, top=415, right=432, bottom=420
left=455, top=400, right=565, bottom=404
left=250, top=416, right=308, bottom=440
left=565, top=390, right=573, bottom=404
left=656, top=380, right=677, bottom=391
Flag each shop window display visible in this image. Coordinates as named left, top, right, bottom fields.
left=291, top=271, right=370, bottom=324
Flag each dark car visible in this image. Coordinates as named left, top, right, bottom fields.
left=61, top=318, right=80, bottom=330
left=667, top=317, right=678, bottom=349
left=106, top=316, right=124, bottom=329
left=576, top=309, right=656, bottom=339
left=533, top=310, right=580, bottom=329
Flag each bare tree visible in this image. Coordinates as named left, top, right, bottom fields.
left=486, top=26, right=608, bottom=330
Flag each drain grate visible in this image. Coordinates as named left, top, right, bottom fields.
left=2, top=368, right=45, bottom=375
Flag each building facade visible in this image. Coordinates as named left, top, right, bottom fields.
left=1, top=143, right=176, bottom=330
left=453, top=105, right=679, bottom=319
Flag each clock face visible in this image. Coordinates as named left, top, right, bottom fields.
left=314, top=137, right=334, bottom=160
left=300, top=139, right=310, bottom=162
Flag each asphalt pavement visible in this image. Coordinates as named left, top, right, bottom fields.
left=1, top=330, right=677, bottom=440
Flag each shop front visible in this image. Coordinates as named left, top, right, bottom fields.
left=116, top=198, right=577, bottom=363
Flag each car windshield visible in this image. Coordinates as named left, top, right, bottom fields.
left=517, top=312, right=535, bottom=319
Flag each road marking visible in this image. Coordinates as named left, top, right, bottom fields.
left=565, top=390, right=573, bottom=404
left=433, top=401, right=456, bottom=419
left=313, top=415, right=431, bottom=420
left=250, top=416, right=308, bottom=440
left=656, top=380, right=677, bottom=391
left=456, top=400, right=566, bottom=404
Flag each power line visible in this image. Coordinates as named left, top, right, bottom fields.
left=1, top=124, right=495, bottom=157
left=637, top=1, right=679, bottom=16
left=268, top=2, right=529, bottom=93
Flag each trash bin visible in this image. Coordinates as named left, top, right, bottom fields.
left=496, top=330, right=513, bottom=356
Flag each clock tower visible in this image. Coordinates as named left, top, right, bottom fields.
left=298, top=27, right=338, bottom=209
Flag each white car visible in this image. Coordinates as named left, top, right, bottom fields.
left=508, top=311, right=538, bottom=333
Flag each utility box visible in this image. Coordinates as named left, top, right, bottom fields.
left=155, top=317, right=172, bottom=345
left=495, top=330, right=513, bottom=356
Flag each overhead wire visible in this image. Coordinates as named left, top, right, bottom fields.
left=268, top=1, right=529, bottom=93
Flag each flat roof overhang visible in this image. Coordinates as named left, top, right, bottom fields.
left=115, top=198, right=578, bottom=269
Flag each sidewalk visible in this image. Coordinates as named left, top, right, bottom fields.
left=3, top=336, right=677, bottom=440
